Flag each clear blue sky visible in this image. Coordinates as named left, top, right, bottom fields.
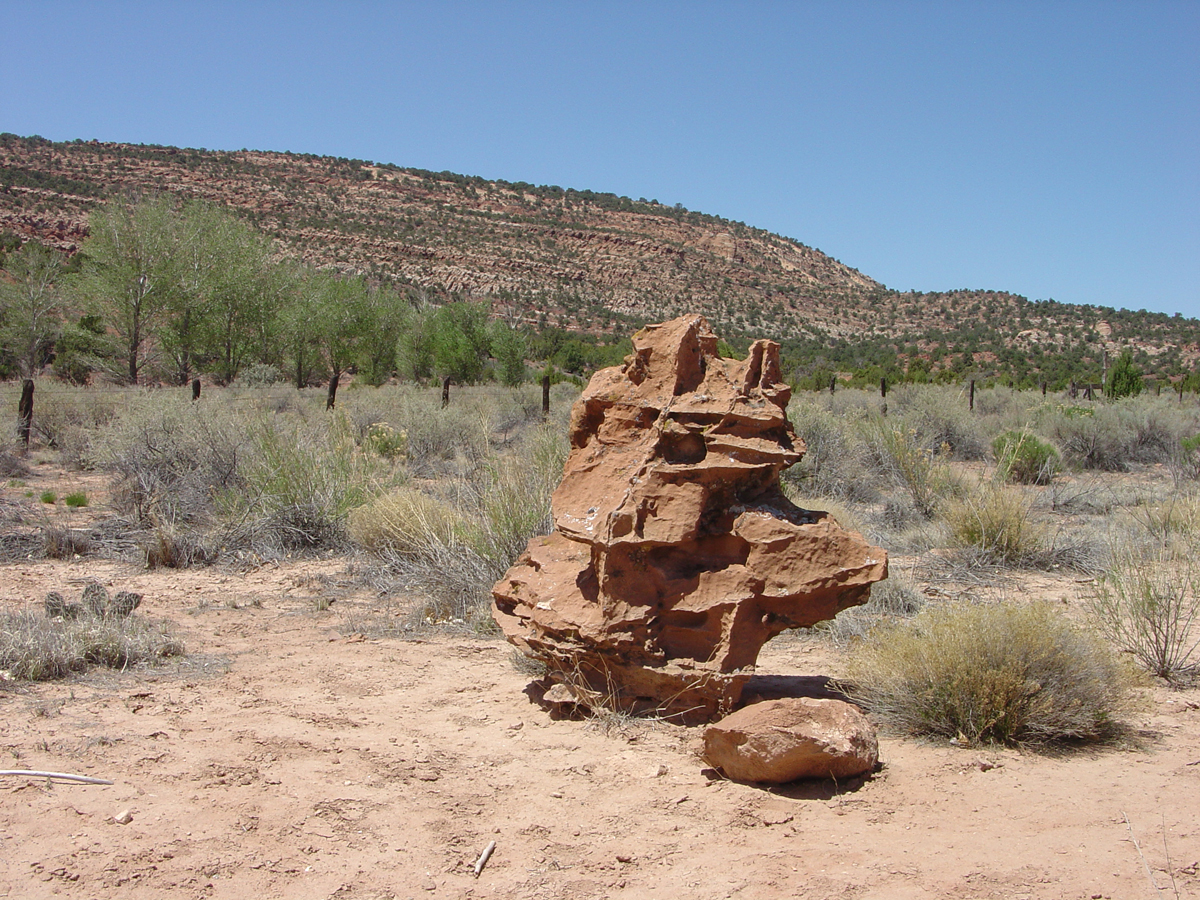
left=3, top=1, right=1197, bottom=317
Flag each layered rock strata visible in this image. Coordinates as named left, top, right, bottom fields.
left=492, top=315, right=887, bottom=723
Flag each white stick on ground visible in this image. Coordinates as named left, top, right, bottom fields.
left=0, top=770, right=114, bottom=785
left=1123, top=810, right=1165, bottom=898
left=473, top=840, right=497, bottom=878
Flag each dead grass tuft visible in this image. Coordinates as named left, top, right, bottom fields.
left=0, top=608, right=185, bottom=682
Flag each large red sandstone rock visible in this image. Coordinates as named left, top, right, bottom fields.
left=703, top=698, right=879, bottom=783
left=492, top=315, right=887, bottom=722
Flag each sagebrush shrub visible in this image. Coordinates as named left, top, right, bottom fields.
left=1090, top=549, right=1200, bottom=681
left=843, top=601, right=1131, bottom=745
left=820, top=575, right=925, bottom=647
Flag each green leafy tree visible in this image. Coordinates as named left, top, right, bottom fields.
left=191, top=206, right=281, bottom=384
left=396, top=298, right=437, bottom=383
left=357, top=285, right=408, bottom=386
left=287, top=268, right=370, bottom=405
left=1105, top=349, right=1143, bottom=400
left=490, top=319, right=527, bottom=386
left=52, top=314, right=115, bottom=384
left=71, top=194, right=182, bottom=383
left=429, top=300, right=492, bottom=384
left=0, top=241, right=64, bottom=378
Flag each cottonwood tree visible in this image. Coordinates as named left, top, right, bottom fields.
left=187, top=204, right=281, bottom=384
left=0, top=241, right=64, bottom=379
left=396, top=296, right=438, bottom=383
left=289, top=268, right=370, bottom=407
left=490, top=319, right=526, bottom=387
left=356, top=284, right=409, bottom=386
left=72, top=194, right=182, bottom=383
left=429, top=299, right=492, bottom=385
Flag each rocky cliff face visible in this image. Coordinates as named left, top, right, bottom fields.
left=492, top=316, right=887, bottom=723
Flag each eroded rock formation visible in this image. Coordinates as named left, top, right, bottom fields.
left=492, top=315, right=887, bottom=722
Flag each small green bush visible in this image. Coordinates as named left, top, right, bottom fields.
left=63, top=491, right=89, bottom=508
left=1104, top=349, right=1143, bottom=400
left=993, top=431, right=1060, bottom=485
left=364, top=422, right=407, bottom=459
left=39, top=491, right=56, bottom=505
left=843, top=601, right=1131, bottom=745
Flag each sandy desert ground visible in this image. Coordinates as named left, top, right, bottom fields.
left=2, top=463, right=1199, bottom=900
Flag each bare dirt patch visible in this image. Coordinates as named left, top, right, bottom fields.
left=1, top=553, right=1197, bottom=900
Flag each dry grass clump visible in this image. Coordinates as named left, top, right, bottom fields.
left=352, top=422, right=567, bottom=630
left=0, top=450, right=31, bottom=477
left=347, top=488, right=461, bottom=554
left=0, top=608, right=185, bottom=681
left=1090, top=549, right=1200, bottom=682
left=819, top=574, right=925, bottom=647
left=943, top=481, right=1049, bottom=567
left=843, top=601, right=1132, bottom=746
left=42, top=525, right=92, bottom=559
left=142, top=525, right=217, bottom=569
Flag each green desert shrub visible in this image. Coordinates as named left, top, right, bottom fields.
left=1090, top=550, right=1200, bottom=682
left=363, top=422, right=407, bottom=459
left=993, top=430, right=1060, bottom=485
left=225, top=410, right=399, bottom=550
left=0, top=607, right=184, bottom=681
left=843, top=601, right=1132, bottom=745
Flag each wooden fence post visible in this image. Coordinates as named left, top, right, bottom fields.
left=17, top=379, right=34, bottom=451
left=969, top=379, right=975, bottom=412
left=326, top=373, right=339, bottom=410
left=191, top=378, right=201, bottom=401
left=829, top=376, right=836, bottom=396
left=542, top=373, right=551, bottom=419
left=442, top=376, right=451, bottom=409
